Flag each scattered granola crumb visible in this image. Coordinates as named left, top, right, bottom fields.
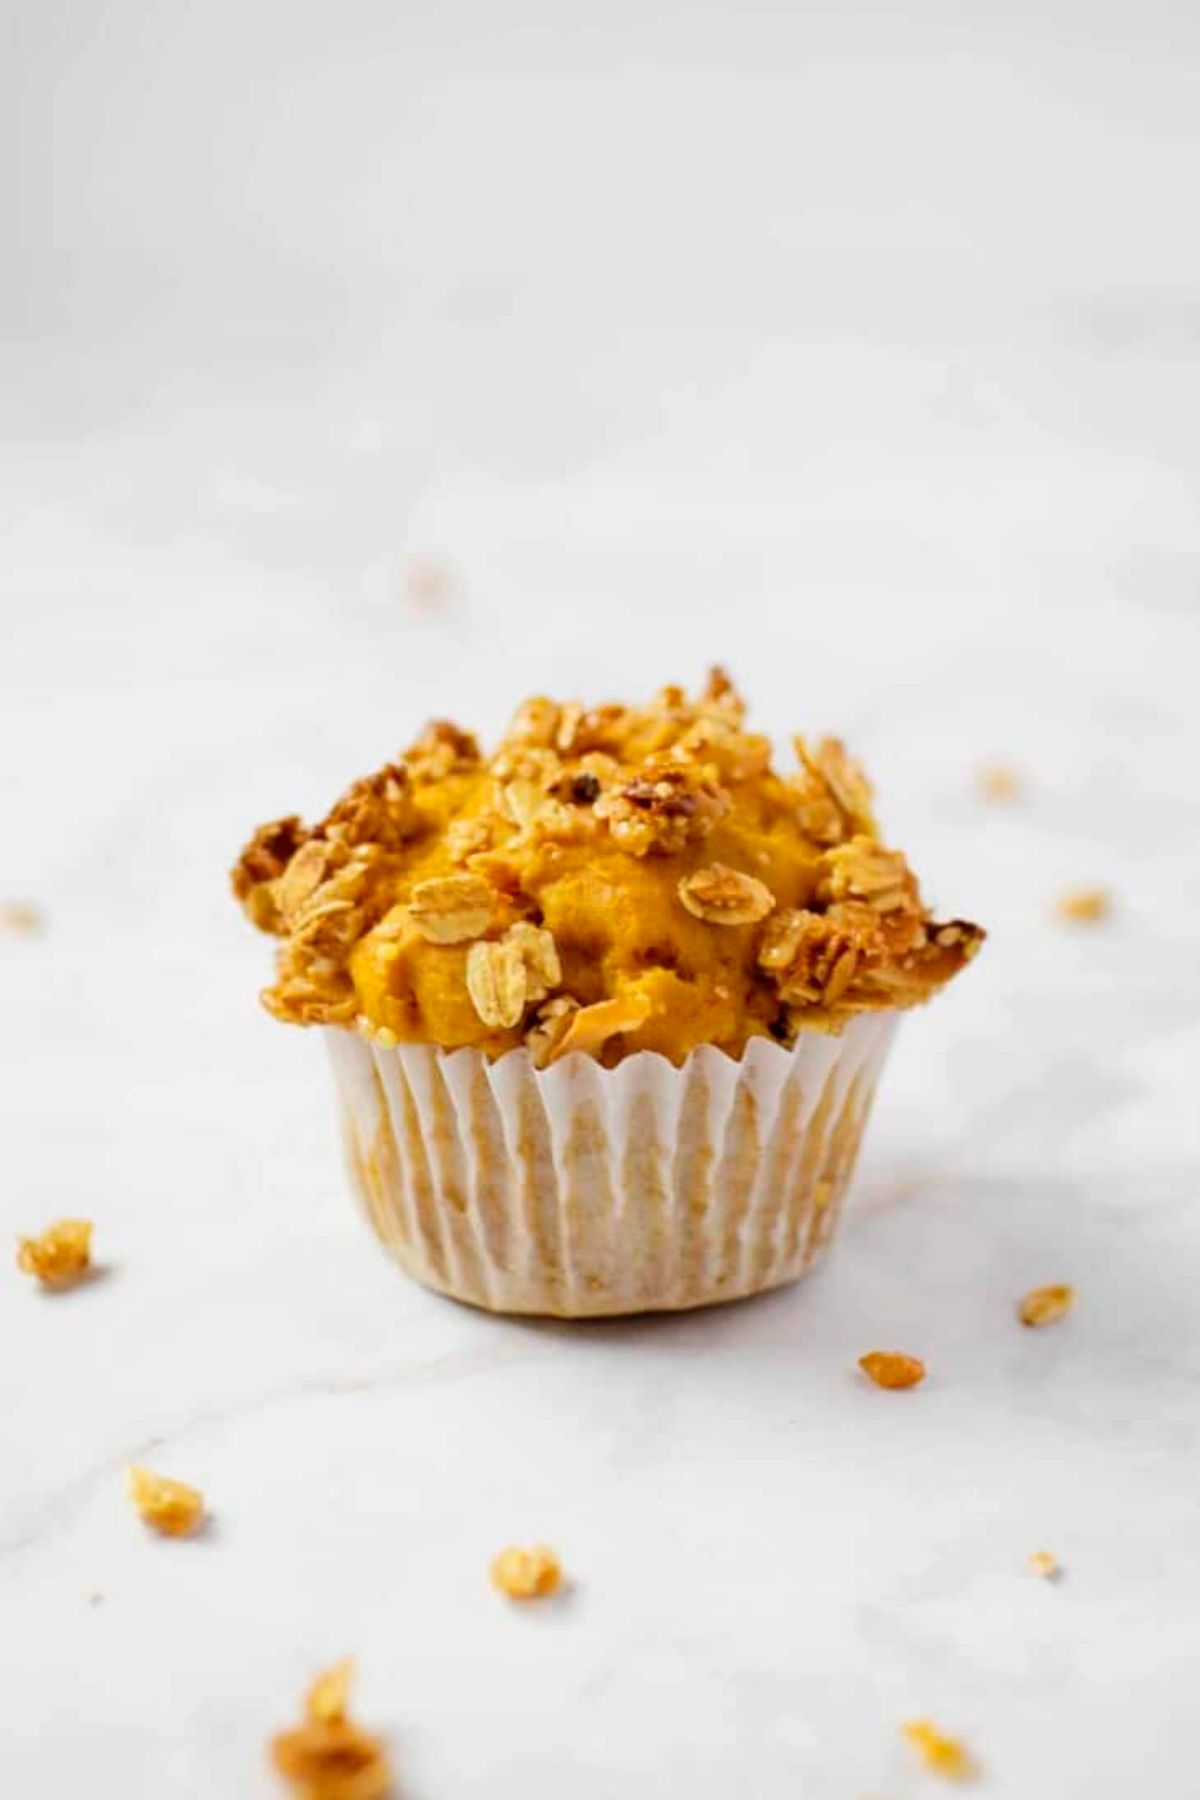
left=489, top=1544, right=563, bottom=1600
left=271, top=1658, right=393, bottom=1798
left=1028, top=1549, right=1060, bottom=1579
left=1018, top=1283, right=1075, bottom=1328
left=902, top=1719, right=977, bottom=1781
left=0, top=901, right=43, bottom=934
left=858, top=1351, right=926, bottom=1390
left=17, top=1218, right=93, bottom=1289
left=306, top=1659, right=355, bottom=1726
left=124, top=1465, right=206, bottom=1538
left=1054, top=887, right=1111, bottom=924
left=976, top=764, right=1020, bottom=802
left=403, top=556, right=461, bottom=615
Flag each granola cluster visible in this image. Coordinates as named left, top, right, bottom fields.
left=124, top=1464, right=206, bottom=1538
left=271, top=1659, right=393, bottom=1798
left=17, top=1218, right=94, bottom=1288
left=489, top=1543, right=563, bottom=1600
left=233, top=671, right=982, bottom=1064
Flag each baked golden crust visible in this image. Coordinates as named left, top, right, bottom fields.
left=232, top=671, right=983, bottom=1063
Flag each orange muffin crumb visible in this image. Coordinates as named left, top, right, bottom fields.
left=858, top=1350, right=926, bottom=1390
left=489, top=1544, right=563, bottom=1600
left=1018, top=1284, right=1074, bottom=1327
left=271, top=1658, right=392, bottom=1798
left=17, top=1218, right=93, bottom=1288
left=1028, top=1549, right=1060, bottom=1579
left=902, top=1718, right=977, bottom=1780
left=124, top=1465, right=206, bottom=1538
left=1054, top=887, right=1110, bottom=924
left=976, top=764, right=1020, bottom=802
left=0, top=900, right=43, bottom=933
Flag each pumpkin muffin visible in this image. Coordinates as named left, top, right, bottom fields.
left=233, top=671, right=982, bottom=1316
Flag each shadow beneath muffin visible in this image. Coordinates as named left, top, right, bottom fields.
left=496, top=1267, right=815, bottom=1347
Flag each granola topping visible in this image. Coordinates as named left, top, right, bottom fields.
left=593, top=758, right=730, bottom=856
left=233, top=672, right=983, bottom=1060
left=758, top=910, right=862, bottom=1009
left=816, top=838, right=916, bottom=913
left=407, top=874, right=494, bottom=944
left=678, top=863, right=775, bottom=926
left=541, top=992, right=653, bottom=1064
left=466, top=923, right=561, bottom=1029
left=445, top=816, right=493, bottom=862
left=792, top=735, right=877, bottom=843
left=525, top=995, right=582, bottom=1067
left=323, top=762, right=414, bottom=850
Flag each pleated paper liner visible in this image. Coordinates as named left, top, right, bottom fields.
left=327, top=1011, right=895, bottom=1318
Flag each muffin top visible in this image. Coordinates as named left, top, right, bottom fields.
left=232, top=670, right=983, bottom=1066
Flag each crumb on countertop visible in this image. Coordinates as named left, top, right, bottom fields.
left=976, top=764, right=1020, bottom=802
left=1054, top=887, right=1111, bottom=924
left=858, top=1350, right=926, bottom=1390
left=902, top=1718, right=978, bottom=1781
left=271, top=1658, right=393, bottom=1798
left=1018, top=1284, right=1075, bottom=1328
left=489, top=1544, right=563, bottom=1600
left=124, top=1465, right=206, bottom=1538
left=17, top=1218, right=93, bottom=1288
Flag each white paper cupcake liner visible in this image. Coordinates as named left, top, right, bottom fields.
left=325, top=1013, right=896, bottom=1317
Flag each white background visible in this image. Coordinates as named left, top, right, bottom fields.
left=2, top=2, right=1199, bottom=1794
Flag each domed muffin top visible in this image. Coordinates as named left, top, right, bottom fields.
left=232, top=670, right=982, bottom=1066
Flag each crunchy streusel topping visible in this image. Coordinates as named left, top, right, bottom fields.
left=525, top=995, right=582, bottom=1068
left=233, top=671, right=982, bottom=1061
left=466, top=923, right=560, bottom=1028
left=792, top=735, right=877, bottom=842
left=407, top=873, right=495, bottom=944
left=537, top=992, right=653, bottom=1065
left=678, top=863, right=776, bottom=926
left=592, top=757, right=730, bottom=856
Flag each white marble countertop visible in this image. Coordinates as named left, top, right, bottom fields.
left=3, top=4, right=1200, bottom=1794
